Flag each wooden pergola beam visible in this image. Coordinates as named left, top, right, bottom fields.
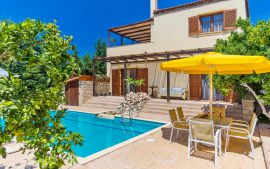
left=108, top=19, right=153, bottom=43
left=122, top=30, right=151, bottom=37
left=109, top=19, right=153, bottom=32
left=117, top=27, right=150, bottom=35
left=135, top=37, right=151, bottom=41
left=128, top=33, right=151, bottom=39
left=95, top=48, right=213, bottom=63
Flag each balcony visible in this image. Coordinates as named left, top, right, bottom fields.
left=108, top=19, right=153, bottom=48
left=107, top=42, right=155, bottom=57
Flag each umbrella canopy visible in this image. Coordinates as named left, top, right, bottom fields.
left=160, top=52, right=270, bottom=75
left=160, top=52, right=270, bottom=119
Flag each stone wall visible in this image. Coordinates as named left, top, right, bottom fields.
left=78, top=81, right=110, bottom=106
left=79, top=81, right=93, bottom=106
left=242, top=99, right=255, bottom=121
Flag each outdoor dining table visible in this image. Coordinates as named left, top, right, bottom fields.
left=193, top=114, right=233, bottom=128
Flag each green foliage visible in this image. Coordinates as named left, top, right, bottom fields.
left=94, top=39, right=107, bottom=75
left=78, top=38, right=107, bottom=76
left=0, top=19, right=83, bottom=168
left=80, top=53, right=93, bottom=75
left=125, top=78, right=145, bottom=92
left=214, top=18, right=270, bottom=104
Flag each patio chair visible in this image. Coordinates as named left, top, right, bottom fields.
left=169, top=109, right=189, bottom=142
left=188, top=118, right=222, bottom=167
left=225, top=113, right=258, bottom=159
left=176, top=107, right=185, bottom=120
left=231, top=113, right=257, bottom=129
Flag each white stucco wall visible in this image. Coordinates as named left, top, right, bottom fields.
left=152, top=0, right=247, bottom=52
left=107, top=0, right=247, bottom=58
left=106, top=0, right=248, bottom=96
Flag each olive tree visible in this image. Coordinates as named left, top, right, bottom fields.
left=0, top=19, right=83, bottom=168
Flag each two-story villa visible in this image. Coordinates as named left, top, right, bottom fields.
left=95, top=0, right=249, bottom=101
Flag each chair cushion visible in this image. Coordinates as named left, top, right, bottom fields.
left=229, top=127, right=249, bottom=137
left=171, top=88, right=183, bottom=94
left=173, top=122, right=189, bottom=129
left=159, top=88, right=166, bottom=93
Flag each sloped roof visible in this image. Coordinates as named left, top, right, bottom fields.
left=154, top=0, right=223, bottom=15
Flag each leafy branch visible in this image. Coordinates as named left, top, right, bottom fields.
left=0, top=19, right=83, bottom=168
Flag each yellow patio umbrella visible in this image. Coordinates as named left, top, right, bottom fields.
left=160, top=52, right=270, bottom=119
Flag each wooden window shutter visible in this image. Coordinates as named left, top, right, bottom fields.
left=189, top=74, right=202, bottom=100
left=136, top=68, right=148, bottom=94
left=189, top=16, right=200, bottom=36
left=224, top=9, right=237, bottom=30
left=112, top=69, right=121, bottom=96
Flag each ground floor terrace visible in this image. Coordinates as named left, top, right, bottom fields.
left=1, top=105, right=269, bottom=169
left=94, top=48, right=238, bottom=102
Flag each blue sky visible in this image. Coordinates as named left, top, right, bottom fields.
left=0, top=0, right=269, bottom=56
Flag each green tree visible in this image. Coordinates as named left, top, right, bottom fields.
left=80, top=53, right=93, bottom=75
left=94, top=38, right=107, bottom=75
left=0, top=19, right=83, bottom=168
left=214, top=18, right=270, bottom=104
left=72, top=45, right=82, bottom=76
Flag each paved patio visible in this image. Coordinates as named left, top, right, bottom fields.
left=259, top=123, right=270, bottom=169
left=0, top=106, right=268, bottom=169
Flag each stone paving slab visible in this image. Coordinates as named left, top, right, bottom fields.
left=70, top=127, right=265, bottom=169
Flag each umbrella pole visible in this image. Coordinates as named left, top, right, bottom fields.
left=209, top=71, right=213, bottom=120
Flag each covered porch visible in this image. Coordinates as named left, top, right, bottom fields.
left=93, top=47, right=236, bottom=102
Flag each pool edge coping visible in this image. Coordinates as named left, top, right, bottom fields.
left=65, top=108, right=170, bottom=166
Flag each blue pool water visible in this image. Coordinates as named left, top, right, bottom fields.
left=54, top=111, right=164, bottom=158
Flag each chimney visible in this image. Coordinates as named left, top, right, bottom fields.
left=150, top=0, right=158, bottom=17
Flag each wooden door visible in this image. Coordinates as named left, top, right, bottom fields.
left=136, top=68, right=148, bottom=94
left=68, top=80, right=79, bottom=106
left=189, top=74, right=202, bottom=100
left=65, top=84, right=68, bottom=104
left=112, top=69, right=122, bottom=96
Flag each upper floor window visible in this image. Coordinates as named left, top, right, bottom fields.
left=200, top=13, right=224, bottom=33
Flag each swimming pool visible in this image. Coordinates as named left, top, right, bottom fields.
left=53, top=110, right=165, bottom=158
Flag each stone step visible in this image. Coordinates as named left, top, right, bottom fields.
left=86, top=98, right=208, bottom=107
left=82, top=103, right=202, bottom=115
left=82, top=103, right=243, bottom=120
left=85, top=98, right=207, bottom=107
left=82, top=104, right=114, bottom=111
left=83, top=103, right=205, bottom=114
left=82, top=96, right=243, bottom=119
left=142, top=106, right=204, bottom=113
left=84, top=101, right=122, bottom=107
left=144, top=103, right=205, bottom=109
left=88, top=97, right=209, bottom=105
